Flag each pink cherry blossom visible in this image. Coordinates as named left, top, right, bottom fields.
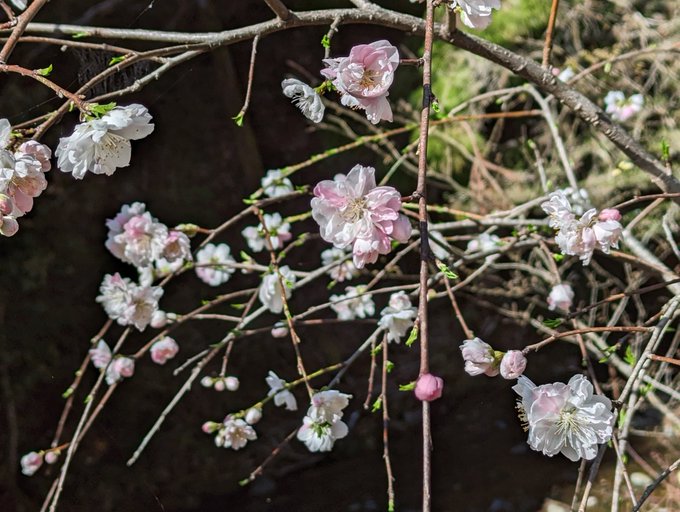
left=321, top=40, right=399, bottom=124
left=414, top=373, right=444, bottom=401
left=548, top=283, right=574, bottom=311
left=499, top=350, right=527, bottom=379
left=311, top=164, right=411, bottom=268
left=460, top=337, right=499, bottom=377
left=20, top=451, right=43, bottom=476
left=599, top=208, right=622, bottom=222
left=150, top=336, right=179, bottom=365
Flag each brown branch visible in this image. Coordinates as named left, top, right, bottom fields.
left=234, top=34, right=260, bottom=124
left=0, top=63, right=88, bottom=111
left=542, top=0, right=559, bottom=68
left=632, top=456, right=680, bottom=512
left=523, top=326, right=651, bottom=354
left=0, top=0, right=47, bottom=63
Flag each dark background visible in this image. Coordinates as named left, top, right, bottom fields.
left=0, top=1, right=581, bottom=510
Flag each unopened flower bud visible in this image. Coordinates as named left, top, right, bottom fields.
left=500, top=350, right=527, bottom=380
left=200, top=376, right=213, bottom=388
left=150, top=310, right=168, bottom=329
left=0, top=194, right=13, bottom=216
left=271, top=324, right=289, bottom=338
left=202, top=421, right=219, bottom=434
left=20, top=451, right=43, bottom=476
left=0, top=216, right=19, bottom=237
left=414, top=373, right=444, bottom=402
left=113, top=356, right=135, bottom=378
left=225, top=376, right=240, bottom=391
left=44, top=451, right=59, bottom=464
left=213, top=379, right=226, bottom=392
left=245, top=407, right=263, bottom=425
left=598, top=208, right=622, bottom=222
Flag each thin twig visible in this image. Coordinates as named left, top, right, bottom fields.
left=542, top=0, right=559, bottom=68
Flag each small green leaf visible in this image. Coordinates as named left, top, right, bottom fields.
left=62, top=387, right=74, bottom=399
left=371, top=397, right=382, bottom=413
left=71, top=31, right=90, bottom=39
left=108, top=55, right=126, bottom=66
left=552, top=253, right=565, bottom=262
left=617, top=409, right=626, bottom=429
left=405, top=325, right=418, bottom=347
left=231, top=303, right=246, bottom=310
left=238, top=478, right=249, bottom=486
left=543, top=318, right=563, bottom=329
left=84, top=394, right=93, bottom=404
left=398, top=381, right=416, bottom=391
left=432, top=100, right=441, bottom=113
left=386, top=360, right=394, bottom=373
left=388, top=499, right=395, bottom=512
left=239, top=250, right=251, bottom=262
left=232, top=111, right=245, bottom=127
left=661, top=140, right=670, bottom=161
left=36, top=64, right=53, bottom=77
left=284, top=278, right=294, bottom=289
left=623, top=345, right=636, bottom=366
left=371, top=344, right=383, bottom=357
left=604, top=62, right=612, bottom=74
left=87, top=102, right=117, bottom=119
left=321, top=34, right=331, bottom=49
left=436, top=261, right=458, bottom=280
left=201, top=299, right=210, bottom=306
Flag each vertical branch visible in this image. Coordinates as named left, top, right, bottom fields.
left=542, top=0, right=560, bottom=68
left=381, top=336, right=396, bottom=511
left=0, top=0, right=48, bottom=63
left=234, top=35, right=260, bottom=123
left=417, top=2, right=436, bottom=511
left=263, top=0, right=292, bottom=21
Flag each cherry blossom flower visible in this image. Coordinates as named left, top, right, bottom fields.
left=321, top=247, right=358, bottom=282
left=266, top=370, right=298, bottom=411
left=499, top=351, right=527, bottom=380
left=281, top=78, right=325, bottom=123
left=105, top=202, right=147, bottom=259
left=150, top=336, right=179, bottom=365
left=330, top=285, right=375, bottom=321
left=0, top=130, right=51, bottom=227
left=308, top=390, right=352, bottom=424
left=259, top=265, right=296, bottom=313
left=21, top=451, right=43, bottom=476
left=449, top=0, right=501, bottom=29
left=548, top=283, right=574, bottom=312
left=415, top=373, right=444, bottom=401
left=604, top=91, right=644, bottom=122
left=311, top=165, right=411, bottom=268
left=162, top=230, right=192, bottom=264
left=378, top=291, right=417, bottom=343
left=195, top=243, right=236, bottom=286
left=96, top=273, right=163, bottom=331
left=599, top=208, right=622, bottom=222
left=113, top=211, right=169, bottom=268
left=297, top=415, right=349, bottom=452
left=541, top=191, right=622, bottom=266
left=297, top=390, right=352, bottom=452
left=105, top=356, right=135, bottom=385
left=552, top=66, right=575, bottom=82
left=56, top=104, right=154, bottom=179
left=242, top=212, right=292, bottom=252
left=44, top=451, right=59, bottom=465
left=460, top=337, right=500, bottom=377
left=513, top=374, right=615, bottom=461
left=89, top=339, right=112, bottom=369
left=215, top=417, right=257, bottom=450
left=261, top=169, right=294, bottom=198
left=321, top=40, right=399, bottom=124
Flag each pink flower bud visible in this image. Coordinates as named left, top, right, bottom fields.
left=271, top=324, right=289, bottom=338
left=213, top=379, right=226, bottom=392
left=150, top=310, right=168, bottom=329
left=414, top=373, right=444, bottom=402
left=44, top=451, right=59, bottom=464
left=225, top=376, right=240, bottom=391
left=599, top=208, right=622, bottom=222
left=20, top=451, right=43, bottom=476
left=0, top=194, right=13, bottom=216
left=245, top=407, right=262, bottom=425
left=500, top=350, right=527, bottom=380
left=150, top=336, right=179, bottom=365
left=200, top=376, right=213, bottom=388
left=113, top=356, right=135, bottom=378
left=0, top=216, right=19, bottom=237
left=202, top=421, right=219, bottom=434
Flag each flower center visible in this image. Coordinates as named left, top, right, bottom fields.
left=359, top=69, right=379, bottom=89
left=556, top=407, right=586, bottom=436
left=342, top=197, right=367, bottom=223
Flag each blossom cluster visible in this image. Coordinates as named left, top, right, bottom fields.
left=297, top=390, right=352, bottom=452
left=513, top=375, right=615, bottom=461
left=56, top=104, right=154, bottom=179
left=541, top=190, right=623, bottom=266
left=311, top=164, right=411, bottom=268
left=460, top=337, right=527, bottom=380
left=205, top=415, right=258, bottom=451
left=0, top=119, right=52, bottom=237
left=604, top=91, right=644, bottom=122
